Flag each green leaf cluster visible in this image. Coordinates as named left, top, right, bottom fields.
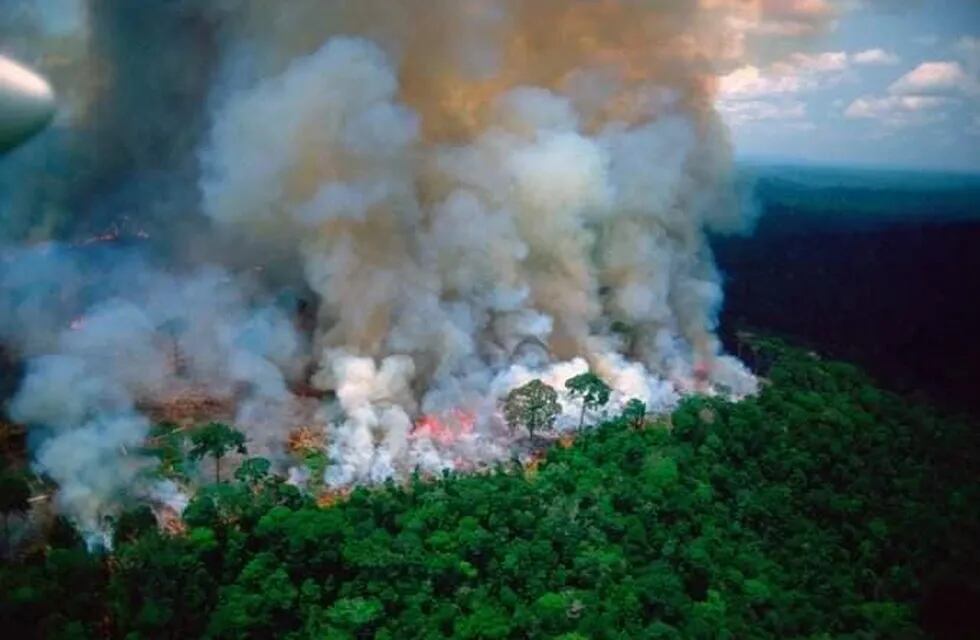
left=502, top=379, right=562, bottom=438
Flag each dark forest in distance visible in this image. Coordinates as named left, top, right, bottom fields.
left=715, top=163, right=980, bottom=415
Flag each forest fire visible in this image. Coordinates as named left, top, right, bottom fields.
left=411, top=409, right=476, bottom=446
left=75, top=222, right=151, bottom=247
left=523, top=451, right=546, bottom=480
left=316, top=487, right=351, bottom=509
left=1, top=0, right=762, bottom=542
left=6, top=3, right=978, bottom=639
left=78, top=230, right=120, bottom=246
left=153, top=504, right=187, bottom=537
left=287, top=425, right=323, bottom=455
left=138, top=390, right=234, bottom=428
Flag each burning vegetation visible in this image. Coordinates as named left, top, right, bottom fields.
left=4, top=340, right=979, bottom=639
left=1, top=4, right=979, bottom=638
left=138, top=390, right=235, bottom=430
left=0, top=0, right=844, bottom=541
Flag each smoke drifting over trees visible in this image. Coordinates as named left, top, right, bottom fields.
left=0, top=1, right=839, bottom=533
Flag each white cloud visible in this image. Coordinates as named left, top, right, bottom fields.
left=782, top=51, right=849, bottom=73
left=889, top=61, right=972, bottom=95
left=726, top=0, right=835, bottom=39
left=718, top=99, right=807, bottom=125
left=845, top=95, right=947, bottom=118
left=718, top=50, right=849, bottom=100
left=853, top=48, right=899, bottom=66
left=717, top=49, right=852, bottom=132
left=718, top=65, right=803, bottom=98
left=844, top=94, right=950, bottom=127
left=845, top=54, right=978, bottom=131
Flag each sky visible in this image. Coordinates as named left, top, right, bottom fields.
left=717, top=0, right=980, bottom=173
left=1, top=1, right=977, bottom=174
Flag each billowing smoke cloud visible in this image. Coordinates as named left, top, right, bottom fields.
left=3, top=248, right=307, bottom=535
left=1, top=1, right=838, bottom=536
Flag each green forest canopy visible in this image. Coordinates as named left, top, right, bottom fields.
left=2, top=338, right=978, bottom=639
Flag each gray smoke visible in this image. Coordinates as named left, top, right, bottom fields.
left=4, top=250, right=305, bottom=534
left=0, top=1, right=839, bottom=537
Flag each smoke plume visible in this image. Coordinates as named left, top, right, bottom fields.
left=0, top=1, right=837, bottom=536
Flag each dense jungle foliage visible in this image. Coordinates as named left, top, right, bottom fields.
left=1, top=339, right=979, bottom=639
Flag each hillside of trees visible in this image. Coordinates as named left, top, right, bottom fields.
left=2, top=339, right=979, bottom=639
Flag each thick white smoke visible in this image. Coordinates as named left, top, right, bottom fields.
left=198, top=21, right=759, bottom=488
left=0, top=1, right=842, bottom=536
left=4, top=254, right=306, bottom=535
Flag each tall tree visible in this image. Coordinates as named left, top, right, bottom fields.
left=565, top=372, right=611, bottom=429
left=189, top=422, right=247, bottom=483
left=145, top=421, right=188, bottom=480
left=235, top=457, right=271, bottom=487
left=503, top=379, right=561, bottom=440
left=622, top=399, right=647, bottom=429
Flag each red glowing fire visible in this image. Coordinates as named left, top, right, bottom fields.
left=693, top=362, right=710, bottom=383
left=80, top=230, right=120, bottom=246
left=76, top=224, right=150, bottom=247
left=412, top=408, right=475, bottom=446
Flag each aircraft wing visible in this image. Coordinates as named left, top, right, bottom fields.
left=0, top=55, right=55, bottom=153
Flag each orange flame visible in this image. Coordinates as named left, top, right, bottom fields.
left=317, top=487, right=351, bottom=509
left=155, top=505, right=187, bottom=537
left=287, top=425, right=324, bottom=455
left=79, top=230, right=120, bottom=246
left=412, top=408, right=475, bottom=446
